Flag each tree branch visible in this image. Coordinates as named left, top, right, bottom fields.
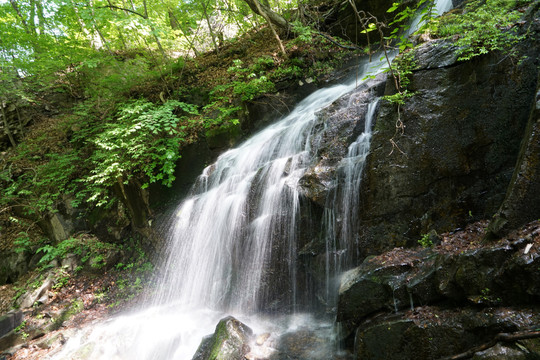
left=97, top=5, right=146, bottom=18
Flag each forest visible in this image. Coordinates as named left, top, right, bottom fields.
left=1, top=0, right=539, bottom=358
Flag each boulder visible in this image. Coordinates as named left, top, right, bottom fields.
left=269, top=328, right=337, bottom=360
left=192, top=316, right=253, bottom=360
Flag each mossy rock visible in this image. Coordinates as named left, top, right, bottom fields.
left=192, top=316, right=253, bottom=360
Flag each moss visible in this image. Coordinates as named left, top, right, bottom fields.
left=205, top=123, right=243, bottom=149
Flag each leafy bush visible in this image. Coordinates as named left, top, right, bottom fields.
left=36, top=235, right=120, bottom=269
left=429, top=0, right=529, bottom=60
left=418, top=233, right=433, bottom=248
left=85, top=99, right=198, bottom=205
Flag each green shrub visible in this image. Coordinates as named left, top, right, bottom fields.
left=429, top=0, right=530, bottom=61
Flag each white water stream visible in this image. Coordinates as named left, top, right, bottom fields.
left=50, top=2, right=453, bottom=358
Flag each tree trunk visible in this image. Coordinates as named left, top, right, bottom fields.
left=243, top=0, right=287, bottom=54
left=242, top=0, right=289, bottom=32
left=167, top=9, right=201, bottom=57
left=200, top=0, right=219, bottom=53
left=141, top=0, right=167, bottom=59
left=9, top=0, right=30, bottom=34
left=1, top=103, right=17, bottom=148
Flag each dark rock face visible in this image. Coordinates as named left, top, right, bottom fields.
left=336, top=221, right=540, bottom=359
left=0, top=251, right=30, bottom=285
left=299, top=73, right=386, bottom=207
left=354, top=307, right=540, bottom=360
left=192, top=316, right=253, bottom=360
left=488, top=78, right=540, bottom=237
left=357, top=38, right=540, bottom=255
left=337, top=224, right=540, bottom=338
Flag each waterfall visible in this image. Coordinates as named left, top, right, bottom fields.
left=154, top=81, right=356, bottom=313
left=51, top=56, right=389, bottom=360
left=50, top=2, right=453, bottom=358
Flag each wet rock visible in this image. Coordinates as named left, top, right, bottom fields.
left=357, top=33, right=540, bottom=255
left=205, top=123, right=243, bottom=150
left=354, top=307, right=540, bottom=360
left=192, top=316, right=253, bottom=360
left=336, top=235, right=540, bottom=339
left=299, top=73, right=386, bottom=207
left=337, top=261, right=416, bottom=323
left=413, top=39, right=460, bottom=70
left=270, top=329, right=337, bottom=360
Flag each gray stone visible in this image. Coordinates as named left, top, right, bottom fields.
left=0, top=250, right=29, bottom=285
left=18, top=274, right=54, bottom=309
left=0, top=311, right=22, bottom=339
left=413, top=39, right=460, bottom=70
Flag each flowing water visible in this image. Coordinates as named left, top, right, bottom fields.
left=51, top=2, right=453, bottom=358
left=51, top=56, right=388, bottom=360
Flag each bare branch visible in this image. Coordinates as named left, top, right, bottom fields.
left=97, top=4, right=146, bottom=18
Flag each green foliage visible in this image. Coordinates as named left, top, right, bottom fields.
left=0, top=0, right=352, bottom=235
left=289, top=20, right=315, bottom=45
left=272, top=65, right=303, bottom=79
left=387, top=0, right=437, bottom=51
left=383, top=89, right=415, bottom=105
left=13, top=232, right=31, bottom=253
left=226, top=59, right=275, bottom=101
left=0, top=138, right=81, bottom=215
left=14, top=319, right=28, bottom=339
left=429, top=0, right=529, bottom=61
left=52, top=268, right=71, bottom=290
left=84, top=99, right=198, bottom=204
left=106, top=240, right=154, bottom=308
left=418, top=233, right=433, bottom=248
left=36, top=235, right=120, bottom=269
left=383, top=50, right=417, bottom=104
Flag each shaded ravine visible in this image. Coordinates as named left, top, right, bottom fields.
left=51, top=2, right=454, bottom=358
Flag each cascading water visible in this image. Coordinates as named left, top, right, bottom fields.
left=51, top=2, right=453, bottom=358
left=322, top=98, right=380, bottom=308
left=51, top=56, right=388, bottom=360
left=153, top=80, right=361, bottom=314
